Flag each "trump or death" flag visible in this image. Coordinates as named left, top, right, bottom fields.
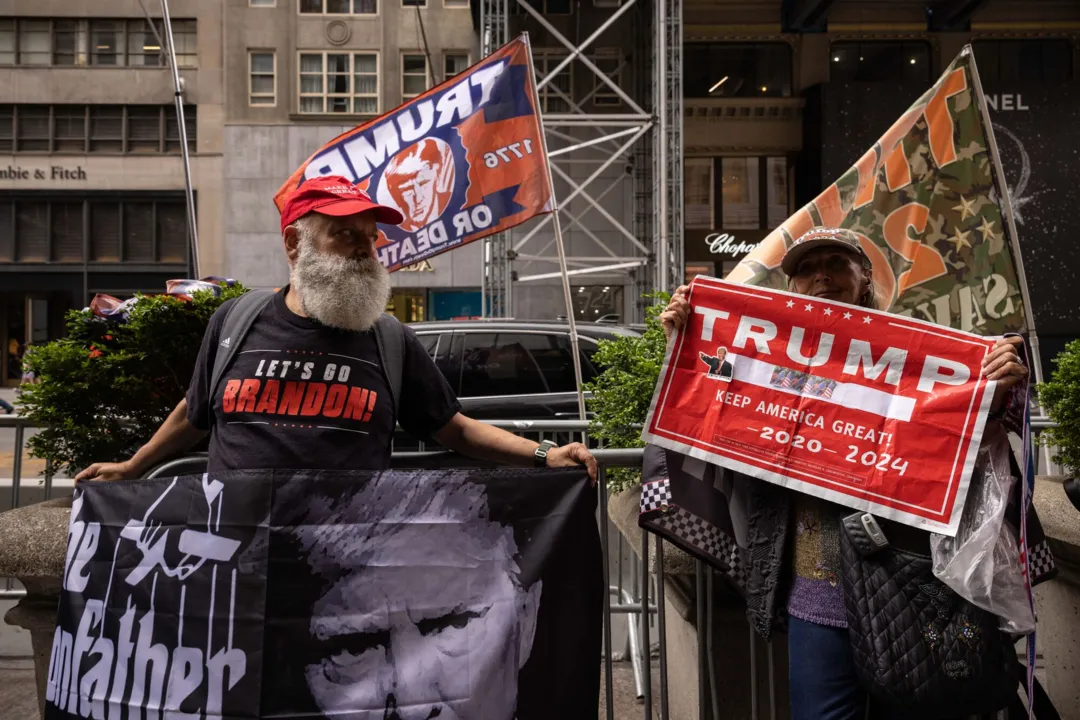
left=726, top=45, right=1029, bottom=337
left=643, top=278, right=998, bottom=536
left=44, top=468, right=602, bottom=719
left=275, top=35, right=553, bottom=273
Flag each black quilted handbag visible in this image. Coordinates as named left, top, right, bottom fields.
left=838, top=512, right=1019, bottom=717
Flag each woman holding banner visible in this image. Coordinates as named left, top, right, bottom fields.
left=658, top=226, right=1032, bottom=719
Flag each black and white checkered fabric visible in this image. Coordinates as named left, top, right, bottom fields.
left=653, top=507, right=747, bottom=587
left=1028, top=539, right=1056, bottom=584
left=640, top=479, right=673, bottom=513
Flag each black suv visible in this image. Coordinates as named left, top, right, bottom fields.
left=408, top=319, right=639, bottom=420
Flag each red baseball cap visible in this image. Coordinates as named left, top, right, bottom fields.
left=279, top=175, right=405, bottom=232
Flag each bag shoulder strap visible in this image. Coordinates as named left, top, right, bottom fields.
left=208, top=289, right=275, bottom=419
left=373, top=313, right=405, bottom=419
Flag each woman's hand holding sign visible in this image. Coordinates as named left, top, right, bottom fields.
left=982, top=335, right=1028, bottom=410
left=661, top=286, right=691, bottom=341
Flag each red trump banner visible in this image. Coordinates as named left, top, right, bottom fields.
left=274, top=35, right=552, bottom=272
left=643, top=277, right=999, bottom=535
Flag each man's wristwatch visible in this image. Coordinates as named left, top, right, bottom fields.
left=534, top=440, right=558, bottom=468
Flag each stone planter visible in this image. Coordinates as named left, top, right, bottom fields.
left=0, top=496, right=73, bottom=719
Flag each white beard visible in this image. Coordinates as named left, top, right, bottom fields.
left=292, top=239, right=391, bottom=332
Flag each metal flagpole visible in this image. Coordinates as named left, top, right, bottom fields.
left=963, top=45, right=1054, bottom=474
left=159, top=0, right=201, bottom=278
left=523, top=32, right=588, bottom=424
left=966, top=45, right=1054, bottom=468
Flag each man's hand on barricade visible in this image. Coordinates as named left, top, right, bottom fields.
left=75, top=460, right=139, bottom=483
left=660, top=285, right=690, bottom=341
left=546, top=442, right=599, bottom=485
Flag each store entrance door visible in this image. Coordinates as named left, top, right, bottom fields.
left=1, top=294, right=27, bottom=386
left=0, top=294, right=52, bottom=385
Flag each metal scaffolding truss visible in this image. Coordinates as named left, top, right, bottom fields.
left=479, top=0, right=682, bottom=321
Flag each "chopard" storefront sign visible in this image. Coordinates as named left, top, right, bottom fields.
left=704, top=232, right=760, bottom=256
left=684, top=228, right=767, bottom=264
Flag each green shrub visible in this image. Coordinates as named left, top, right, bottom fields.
left=18, top=285, right=247, bottom=476
left=1036, top=339, right=1080, bottom=475
left=585, top=291, right=670, bottom=493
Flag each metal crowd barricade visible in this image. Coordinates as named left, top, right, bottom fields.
left=1, top=414, right=1067, bottom=719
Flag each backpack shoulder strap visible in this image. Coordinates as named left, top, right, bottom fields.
left=208, top=289, right=275, bottom=418
left=373, top=313, right=405, bottom=419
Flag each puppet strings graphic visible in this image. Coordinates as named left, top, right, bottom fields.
left=45, top=478, right=247, bottom=719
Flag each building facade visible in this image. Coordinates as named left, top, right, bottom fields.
left=3, top=0, right=1078, bottom=379
left=0, top=0, right=225, bottom=385
left=677, top=0, right=1080, bottom=380
left=221, top=0, right=482, bottom=322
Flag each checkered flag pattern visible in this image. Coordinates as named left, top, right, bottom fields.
left=1028, top=539, right=1056, bottom=584
left=652, top=507, right=747, bottom=587
left=640, top=479, right=673, bottom=513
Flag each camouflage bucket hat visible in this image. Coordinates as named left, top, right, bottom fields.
left=781, top=227, right=872, bottom=277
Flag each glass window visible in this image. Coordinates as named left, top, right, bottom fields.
left=298, top=53, right=324, bottom=112
left=300, top=0, right=324, bottom=10
left=444, top=53, right=469, bottom=80
left=127, top=106, right=162, bottom=153
left=354, top=0, right=377, bottom=11
left=169, top=20, right=197, bottom=67
left=684, top=43, right=793, bottom=98
left=353, top=53, right=378, bottom=113
left=89, top=106, right=124, bottom=152
left=54, top=107, right=86, bottom=152
left=15, top=203, right=48, bottom=261
left=90, top=202, right=120, bottom=261
left=0, top=106, right=12, bottom=152
left=528, top=334, right=590, bottom=392
left=16, top=106, right=50, bottom=152
left=53, top=20, right=88, bottom=66
left=325, top=0, right=351, bottom=11
left=685, top=158, right=713, bottom=229
left=123, top=203, right=154, bottom=261
left=572, top=285, right=623, bottom=322
left=326, top=53, right=351, bottom=113
left=51, top=203, right=83, bottom=262
left=416, top=333, right=440, bottom=357
left=534, top=52, right=572, bottom=112
left=18, top=20, right=50, bottom=66
left=156, top=203, right=187, bottom=262
left=125, top=20, right=163, bottom=67
left=90, top=20, right=123, bottom=66
left=403, top=0, right=426, bottom=6
left=591, top=52, right=622, bottom=106
left=250, top=51, right=276, bottom=106
left=766, top=157, right=789, bottom=229
left=721, top=158, right=760, bottom=230
left=0, top=202, right=12, bottom=261
left=830, top=41, right=932, bottom=83
left=299, top=52, right=379, bottom=114
left=165, top=105, right=197, bottom=152
left=459, top=333, right=547, bottom=397
left=0, top=20, right=14, bottom=65
left=402, top=53, right=428, bottom=100
left=972, top=39, right=1073, bottom=84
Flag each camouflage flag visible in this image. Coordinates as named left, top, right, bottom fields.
left=726, top=46, right=1030, bottom=336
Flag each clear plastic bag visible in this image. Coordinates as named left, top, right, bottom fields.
left=929, top=427, right=1035, bottom=635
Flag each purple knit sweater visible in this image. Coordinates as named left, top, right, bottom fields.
left=786, top=495, right=848, bottom=628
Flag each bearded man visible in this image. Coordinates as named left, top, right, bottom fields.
left=76, top=176, right=597, bottom=480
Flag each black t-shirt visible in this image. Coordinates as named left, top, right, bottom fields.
left=186, top=288, right=461, bottom=472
